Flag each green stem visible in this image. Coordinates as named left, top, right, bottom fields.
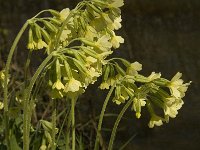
left=51, top=100, right=57, bottom=150
left=23, top=52, right=54, bottom=150
left=94, top=86, right=115, bottom=150
left=71, top=98, right=76, bottom=150
left=3, top=21, right=29, bottom=150
left=108, top=99, right=132, bottom=150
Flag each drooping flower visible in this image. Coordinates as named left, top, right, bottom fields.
left=64, top=78, right=82, bottom=92
left=126, top=62, right=142, bottom=75
left=111, top=34, right=124, bottom=49
left=27, top=41, right=36, bottom=50
left=36, top=39, right=48, bottom=49
left=132, top=97, right=146, bottom=118
left=60, top=29, right=71, bottom=42
left=167, top=72, right=191, bottom=98
left=148, top=114, right=164, bottom=128
left=147, top=72, right=161, bottom=81
left=95, top=35, right=112, bottom=51
left=112, top=16, right=122, bottom=30
left=52, top=79, right=65, bottom=90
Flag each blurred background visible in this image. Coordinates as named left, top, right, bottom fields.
left=0, top=0, right=199, bottom=149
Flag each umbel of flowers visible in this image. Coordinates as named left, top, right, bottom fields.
left=99, top=60, right=191, bottom=128
left=26, top=0, right=125, bottom=100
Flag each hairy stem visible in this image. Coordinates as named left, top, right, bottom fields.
left=94, top=86, right=115, bottom=150
left=108, top=99, right=132, bottom=150
left=51, top=100, right=57, bottom=150
left=23, top=52, right=54, bottom=150
left=3, top=21, right=29, bottom=150
left=71, top=98, right=76, bottom=150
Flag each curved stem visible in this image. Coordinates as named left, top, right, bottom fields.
left=94, top=86, right=115, bottom=150
left=108, top=99, right=132, bottom=150
left=3, top=21, right=29, bottom=150
left=71, top=98, right=76, bottom=150
left=23, top=52, right=54, bottom=150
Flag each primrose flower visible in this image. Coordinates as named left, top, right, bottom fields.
left=85, top=26, right=98, bottom=41
left=95, top=35, right=112, bottom=51
left=27, top=41, right=36, bottom=50
left=99, top=82, right=110, bottom=90
left=126, top=62, right=142, bottom=75
left=132, top=97, right=146, bottom=118
left=60, top=8, right=70, bottom=21
left=111, top=35, right=124, bottom=49
left=112, top=16, right=122, bottom=30
left=148, top=114, right=164, bottom=128
left=147, top=72, right=161, bottom=81
left=64, top=78, right=82, bottom=92
left=0, top=102, right=4, bottom=110
left=86, top=56, right=97, bottom=66
left=167, top=72, right=191, bottom=98
left=36, top=39, right=48, bottom=49
left=113, top=95, right=126, bottom=105
left=60, top=29, right=71, bottom=42
left=52, top=80, right=65, bottom=90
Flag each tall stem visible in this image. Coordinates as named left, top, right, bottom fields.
left=23, top=53, right=54, bottom=150
left=108, top=99, right=132, bottom=150
left=51, top=100, right=57, bottom=150
left=71, top=98, right=76, bottom=150
left=3, top=21, right=29, bottom=150
left=94, top=86, right=115, bottom=150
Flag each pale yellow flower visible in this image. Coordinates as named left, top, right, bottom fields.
left=111, top=35, right=124, bottom=49
left=27, top=41, right=36, bottom=50
left=64, top=78, right=82, bottom=92
left=132, top=97, right=146, bottom=118
left=112, top=16, right=122, bottom=30
left=37, top=39, right=48, bottom=49
left=168, top=72, right=191, bottom=98
left=0, top=102, right=4, bottom=110
left=148, top=114, right=163, bottom=128
left=95, top=35, right=112, bottom=51
left=60, top=8, right=70, bottom=21
left=52, top=80, right=65, bottom=90
left=147, top=72, right=161, bottom=81
left=126, top=62, right=142, bottom=75
left=60, top=30, right=71, bottom=42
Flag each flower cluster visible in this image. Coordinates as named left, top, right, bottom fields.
left=26, top=0, right=125, bottom=99
left=100, top=59, right=191, bottom=128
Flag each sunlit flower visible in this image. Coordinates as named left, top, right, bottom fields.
left=64, top=78, right=82, bottom=92
left=167, top=72, right=191, bottom=98
left=85, top=26, right=98, bottom=41
left=111, top=35, right=124, bottom=49
left=113, top=95, right=126, bottom=105
left=52, top=80, right=65, bottom=90
left=147, top=72, right=161, bottom=81
left=99, top=82, right=110, bottom=90
left=60, top=8, right=70, bottom=21
left=132, top=97, right=146, bottom=118
left=148, top=114, right=164, bottom=128
left=27, top=41, right=36, bottom=50
left=126, top=62, right=142, bottom=75
left=112, top=16, right=122, bottom=30
left=95, top=35, right=112, bottom=51
left=60, top=29, right=71, bottom=42
left=37, top=39, right=48, bottom=49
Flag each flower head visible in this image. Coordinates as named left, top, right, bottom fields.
left=168, top=72, right=191, bottom=98
left=126, top=62, right=142, bottom=75
left=132, top=97, right=146, bottom=118
left=36, top=39, right=48, bottom=49
left=111, top=35, right=124, bottom=49
left=64, top=78, right=82, bottom=93
left=52, top=80, right=65, bottom=90
left=148, top=114, right=164, bottom=128
left=95, top=35, right=112, bottom=51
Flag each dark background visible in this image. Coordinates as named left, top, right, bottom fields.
left=0, top=0, right=199, bottom=149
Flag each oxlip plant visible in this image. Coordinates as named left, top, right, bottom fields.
left=0, top=0, right=191, bottom=149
